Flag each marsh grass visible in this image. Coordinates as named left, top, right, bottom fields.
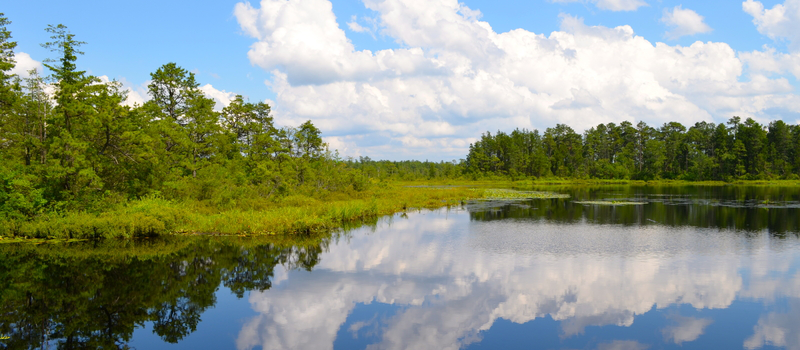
left=8, top=178, right=794, bottom=241
left=480, top=188, right=570, bottom=200
left=573, top=200, right=648, bottom=206
left=1, top=184, right=483, bottom=240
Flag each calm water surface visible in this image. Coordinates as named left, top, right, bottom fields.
left=2, top=186, right=800, bottom=349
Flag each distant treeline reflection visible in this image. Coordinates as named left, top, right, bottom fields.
left=0, top=235, right=334, bottom=349
left=467, top=186, right=800, bottom=235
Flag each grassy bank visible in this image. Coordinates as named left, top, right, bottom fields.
left=4, top=179, right=799, bottom=241
left=1, top=184, right=486, bottom=240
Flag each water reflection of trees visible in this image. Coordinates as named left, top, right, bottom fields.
left=469, top=186, right=800, bottom=234
left=0, top=236, right=331, bottom=349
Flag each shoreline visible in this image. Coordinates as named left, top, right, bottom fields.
left=3, top=179, right=798, bottom=242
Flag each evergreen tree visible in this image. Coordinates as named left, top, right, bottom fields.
left=41, top=24, right=100, bottom=201
left=767, top=120, right=793, bottom=177
left=0, top=12, right=19, bottom=161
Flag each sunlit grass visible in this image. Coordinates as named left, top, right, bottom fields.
left=1, top=184, right=485, bottom=240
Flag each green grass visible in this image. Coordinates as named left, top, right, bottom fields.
left=0, top=184, right=486, bottom=240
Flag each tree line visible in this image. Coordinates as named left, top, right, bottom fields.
left=463, top=118, right=800, bottom=181
left=339, top=117, right=800, bottom=182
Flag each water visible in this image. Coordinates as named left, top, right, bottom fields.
left=2, top=185, right=800, bottom=349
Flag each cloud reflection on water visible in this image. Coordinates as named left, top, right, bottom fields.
left=236, top=209, right=800, bottom=350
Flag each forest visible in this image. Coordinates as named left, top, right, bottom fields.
left=1, top=14, right=799, bottom=237
left=462, top=118, right=800, bottom=181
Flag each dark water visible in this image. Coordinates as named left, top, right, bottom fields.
left=2, top=185, right=800, bottom=349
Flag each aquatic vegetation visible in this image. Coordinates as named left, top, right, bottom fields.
left=0, top=236, right=87, bottom=244
left=573, top=200, right=648, bottom=206
left=480, top=188, right=570, bottom=200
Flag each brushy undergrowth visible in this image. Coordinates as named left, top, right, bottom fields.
left=0, top=184, right=485, bottom=240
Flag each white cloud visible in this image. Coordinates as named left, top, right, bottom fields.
left=597, top=340, right=650, bottom=350
left=323, top=135, right=362, bottom=158
left=744, top=299, right=800, bottom=349
left=552, top=0, right=648, bottom=12
left=96, top=75, right=150, bottom=108
left=199, top=83, right=237, bottom=110
left=662, top=315, right=713, bottom=344
left=740, top=47, right=800, bottom=79
left=347, top=15, right=370, bottom=33
left=9, top=52, right=43, bottom=78
left=9, top=53, right=150, bottom=108
left=96, top=79, right=237, bottom=110
left=661, top=5, right=712, bottom=40
left=117, top=77, right=149, bottom=107
left=235, top=0, right=800, bottom=160
left=744, top=0, right=800, bottom=51
left=594, top=0, right=647, bottom=11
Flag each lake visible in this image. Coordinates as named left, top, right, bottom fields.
left=2, top=185, right=800, bottom=349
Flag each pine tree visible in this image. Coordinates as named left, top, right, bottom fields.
left=41, top=24, right=101, bottom=201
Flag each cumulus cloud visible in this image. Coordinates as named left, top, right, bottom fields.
left=740, top=47, right=800, bottom=80
left=95, top=75, right=149, bottom=107
left=741, top=0, right=800, bottom=85
left=234, top=0, right=800, bottom=160
left=9, top=52, right=43, bottom=78
left=661, top=5, right=712, bottom=40
left=199, top=83, right=237, bottom=110
left=552, top=0, right=648, bottom=11
left=744, top=0, right=800, bottom=50
left=662, top=315, right=713, bottom=344
left=117, top=77, right=149, bottom=107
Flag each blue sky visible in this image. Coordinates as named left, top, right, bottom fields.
left=4, top=0, right=800, bottom=160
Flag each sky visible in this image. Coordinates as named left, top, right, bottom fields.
left=4, top=0, right=800, bottom=161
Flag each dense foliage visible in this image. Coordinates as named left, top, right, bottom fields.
left=464, top=119, right=800, bottom=181
left=0, top=18, right=385, bottom=223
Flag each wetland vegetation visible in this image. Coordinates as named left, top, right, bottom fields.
left=3, top=16, right=800, bottom=242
